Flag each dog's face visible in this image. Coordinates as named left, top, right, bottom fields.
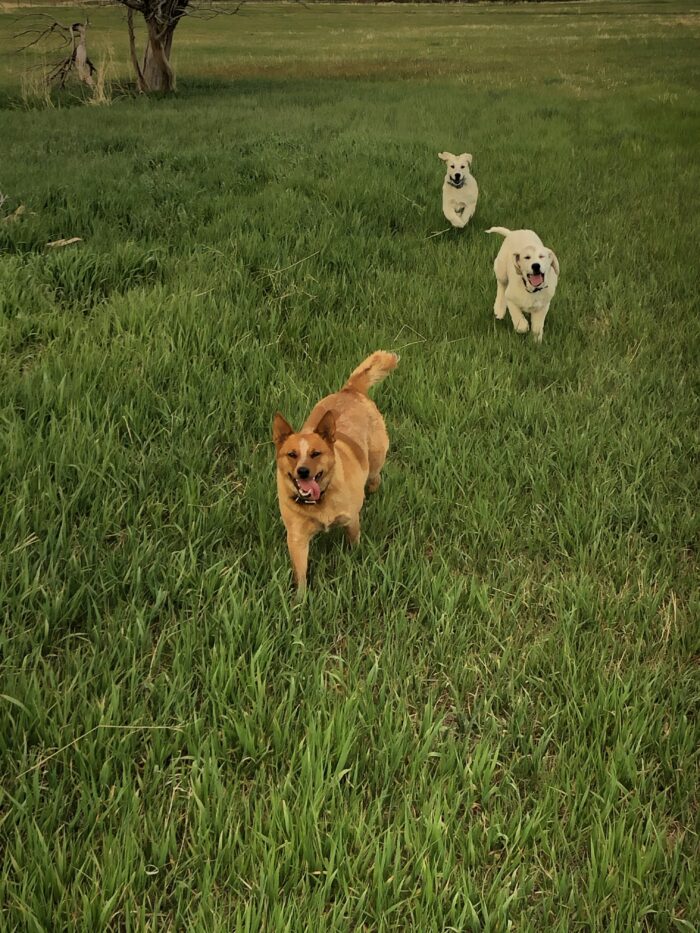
left=273, top=411, right=336, bottom=503
left=513, top=246, right=559, bottom=292
left=438, top=151, right=473, bottom=186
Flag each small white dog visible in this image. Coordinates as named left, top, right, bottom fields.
left=486, top=226, right=560, bottom=343
left=438, top=151, right=478, bottom=228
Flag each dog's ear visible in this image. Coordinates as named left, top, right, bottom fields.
left=273, top=412, right=294, bottom=450
left=438, top=151, right=451, bottom=162
left=464, top=153, right=473, bottom=167
left=314, top=410, right=336, bottom=445
left=512, top=253, right=522, bottom=274
left=547, top=249, right=560, bottom=276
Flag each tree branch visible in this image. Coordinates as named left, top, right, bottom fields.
left=127, top=7, right=147, bottom=92
left=14, top=17, right=71, bottom=54
left=183, top=1, right=246, bottom=21
left=16, top=16, right=97, bottom=89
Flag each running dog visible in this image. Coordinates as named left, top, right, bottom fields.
left=486, top=226, right=560, bottom=342
left=273, top=351, right=398, bottom=595
left=438, top=151, right=478, bottom=228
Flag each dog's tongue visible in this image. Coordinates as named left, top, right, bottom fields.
left=298, top=478, right=321, bottom=501
left=528, top=273, right=545, bottom=288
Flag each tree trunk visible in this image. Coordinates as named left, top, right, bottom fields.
left=141, top=21, right=176, bottom=92
left=127, top=9, right=146, bottom=93
left=73, top=28, right=94, bottom=87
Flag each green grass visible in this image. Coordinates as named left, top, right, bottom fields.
left=1, top=2, right=699, bottom=929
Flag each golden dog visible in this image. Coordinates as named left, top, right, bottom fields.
left=273, top=351, right=398, bottom=595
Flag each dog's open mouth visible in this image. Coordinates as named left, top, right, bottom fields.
left=527, top=273, right=545, bottom=289
left=292, top=472, right=323, bottom=502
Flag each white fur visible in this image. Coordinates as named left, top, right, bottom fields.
left=438, top=151, right=478, bottom=229
left=486, top=226, right=560, bottom=343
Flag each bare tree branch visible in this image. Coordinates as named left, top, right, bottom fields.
left=182, top=1, right=246, bottom=21
left=16, top=17, right=97, bottom=89
left=127, top=8, right=147, bottom=92
left=15, top=17, right=71, bottom=54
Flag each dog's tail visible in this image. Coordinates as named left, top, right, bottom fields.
left=343, top=351, right=399, bottom=395
left=486, top=226, right=511, bottom=238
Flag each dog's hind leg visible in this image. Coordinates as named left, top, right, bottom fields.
left=366, top=417, right=389, bottom=493
left=366, top=473, right=381, bottom=493
left=345, top=515, right=361, bottom=546
left=367, top=444, right=388, bottom=493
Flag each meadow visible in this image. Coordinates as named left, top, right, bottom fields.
left=1, top=1, right=698, bottom=929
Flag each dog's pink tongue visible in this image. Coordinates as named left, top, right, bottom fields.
left=298, top=478, right=321, bottom=501
left=529, top=273, right=544, bottom=287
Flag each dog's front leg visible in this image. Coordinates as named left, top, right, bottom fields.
left=507, top=301, right=530, bottom=334
left=494, top=280, right=507, bottom=319
left=450, top=207, right=468, bottom=229
left=461, top=203, right=476, bottom=227
left=287, top=529, right=311, bottom=596
left=529, top=305, right=549, bottom=343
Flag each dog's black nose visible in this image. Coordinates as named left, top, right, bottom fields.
left=453, top=172, right=461, bottom=180
left=297, top=466, right=310, bottom=479
left=532, top=262, right=541, bottom=273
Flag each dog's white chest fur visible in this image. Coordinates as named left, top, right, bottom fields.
left=511, top=275, right=558, bottom=313
left=442, top=176, right=478, bottom=228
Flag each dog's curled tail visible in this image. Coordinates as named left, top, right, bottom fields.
left=486, top=226, right=511, bottom=238
left=344, top=351, right=399, bottom=395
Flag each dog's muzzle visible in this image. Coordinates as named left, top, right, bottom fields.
left=290, top=471, right=324, bottom=504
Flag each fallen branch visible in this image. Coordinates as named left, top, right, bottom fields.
left=3, top=205, right=27, bottom=224
left=424, top=227, right=451, bottom=240
left=15, top=723, right=186, bottom=779
left=258, top=249, right=322, bottom=278
left=46, top=237, right=82, bottom=249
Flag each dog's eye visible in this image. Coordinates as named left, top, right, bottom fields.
left=287, top=451, right=298, bottom=460
left=460, top=165, right=465, bottom=169
left=450, top=164, right=454, bottom=169
left=310, top=450, right=321, bottom=459
left=524, top=255, right=531, bottom=260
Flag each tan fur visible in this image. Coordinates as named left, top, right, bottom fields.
left=273, top=351, right=398, bottom=596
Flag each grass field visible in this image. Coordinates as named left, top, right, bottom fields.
left=1, top=1, right=699, bottom=929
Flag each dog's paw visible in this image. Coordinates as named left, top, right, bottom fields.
left=514, top=318, right=530, bottom=334
left=367, top=475, right=381, bottom=493
left=494, top=304, right=507, bottom=320
left=532, top=330, right=544, bottom=344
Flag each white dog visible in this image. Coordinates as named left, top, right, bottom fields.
left=486, top=226, right=560, bottom=343
left=438, top=152, right=478, bottom=228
